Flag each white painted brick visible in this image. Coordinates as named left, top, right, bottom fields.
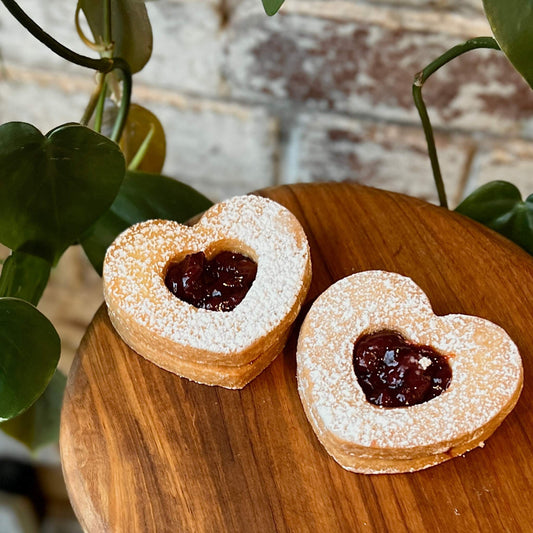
left=0, top=67, right=88, bottom=132
left=225, top=10, right=532, bottom=138
left=231, top=0, right=486, bottom=26
left=283, top=0, right=483, bottom=10
left=291, top=113, right=471, bottom=204
left=134, top=91, right=279, bottom=200
left=465, top=139, right=533, bottom=200
left=136, top=1, right=224, bottom=95
left=347, top=0, right=483, bottom=12
left=280, top=0, right=489, bottom=36
left=0, top=0, right=93, bottom=74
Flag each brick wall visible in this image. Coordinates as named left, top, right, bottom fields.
left=1, top=0, right=532, bottom=205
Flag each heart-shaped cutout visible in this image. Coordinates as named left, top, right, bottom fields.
left=164, top=250, right=258, bottom=311
left=352, top=329, right=453, bottom=408
left=103, top=195, right=311, bottom=388
left=297, top=270, right=523, bottom=474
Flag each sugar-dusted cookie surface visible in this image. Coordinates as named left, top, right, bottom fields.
left=104, top=194, right=311, bottom=388
left=297, top=270, right=523, bottom=473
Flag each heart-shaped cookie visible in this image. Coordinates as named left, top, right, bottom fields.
left=103, top=195, right=311, bottom=389
left=297, top=270, right=523, bottom=474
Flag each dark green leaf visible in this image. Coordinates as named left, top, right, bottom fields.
left=81, top=0, right=153, bottom=74
left=81, top=170, right=213, bottom=274
left=0, top=298, right=60, bottom=420
left=0, top=122, right=125, bottom=264
left=455, top=180, right=533, bottom=254
left=482, top=0, right=533, bottom=88
left=262, top=0, right=285, bottom=15
left=0, top=251, right=51, bottom=305
left=0, top=370, right=66, bottom=450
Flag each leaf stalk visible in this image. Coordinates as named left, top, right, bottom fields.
left=413, top=36, right=501, bottom=208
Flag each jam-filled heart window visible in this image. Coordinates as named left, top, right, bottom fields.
left=164, top=250, right=258, bottom=312
left=352, top=329, right=452, bottom=408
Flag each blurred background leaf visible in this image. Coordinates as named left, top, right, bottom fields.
left=80, top=0, right=153, bottom=73
left=120, top=103, right=166, bottom=173
left=81, top=170, right=213, bottom=274
left=0, top=371, right=66, bottom=450
left=0, top=298, right=60, bottom=421
left=0, top=251, right=51, bottom=305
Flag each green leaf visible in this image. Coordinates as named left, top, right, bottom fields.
left=262, top=0, right=285, bottom=15
left=0, top=370, right=66, bottom=450
left=0, top=298, right=60, bottom=421
left=81, top=170, right=213, bottom=274
left=482, top=0, right=533, bottom=88
left=0, top=122, right=125, bottom=264
left=455, top=180, right=533, bottom=255
left=80, top=0, right=153, bottom=74
left=0, top=251, right=51, bottom=305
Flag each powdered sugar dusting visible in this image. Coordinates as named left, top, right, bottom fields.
left=103, top=195, right=310, bottom=361
left=297, top=271, right=523, bottom=451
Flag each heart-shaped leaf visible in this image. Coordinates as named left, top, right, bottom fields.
left=0, top=122, right=125, bottom=264
left=80, top=0, right=153, bottom=74
left=81, top=170, right=213, bottom=275
left=0, top=251, right=51, bottom=305
left=262, top=0, right=285, bottom=15
left=455, top=180, right=533, bottom=255
left=0, top=370, right=66, bottom=450
left=482, top=0, right=533, bottom=88
left=120, top=104, right=166, bottom=173
left=0, top=298, right=61, bottom=421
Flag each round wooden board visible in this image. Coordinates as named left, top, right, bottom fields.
left=60, top=183, right=533, bottom=533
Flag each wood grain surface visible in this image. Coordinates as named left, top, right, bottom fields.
left=60, top=183, right=533, bottom=533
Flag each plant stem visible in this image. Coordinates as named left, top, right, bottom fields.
left=94, top=76, right=108, bottom=133
left=80, top=72, right=106, bottom=126
left=128, top=124, right=156, bottom=171
left=111, top=69, right=131, bottom=143
left=412, top=36, right=500, bottom=208
left=1, top=0, right=131, bottom=141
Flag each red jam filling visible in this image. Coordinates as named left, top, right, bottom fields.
left=353, top=330, right=452, bottom=408
left=164, top=251, right=257, bottom=312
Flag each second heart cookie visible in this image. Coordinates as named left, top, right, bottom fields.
left=103, top=194, right=312, bottom=388
left=297, top=270, right=523, bottom=473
